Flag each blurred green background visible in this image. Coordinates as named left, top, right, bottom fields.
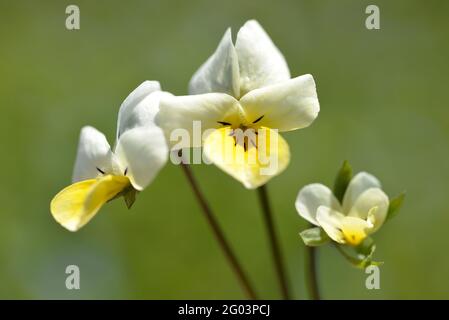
left=1, top=0, right=448, bottom=299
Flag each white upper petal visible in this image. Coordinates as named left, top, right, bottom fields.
left=342, top=172, right=382, bottom=213
left=156, top=93, right=243, bottom=147
left=348, top=188, right=389, bottom=233
left=189, top=29, right=240, bottom=97
left=295, top=183, right=341, bottom=226
left=72, top=126, right=114, bottom=183
left=235, top=20, right=290, bottom=96
left=114, top=126, right=168, bottom=191
left=117, top=81, right=168, bottom=139
left=239, top=74, right=320, bottom=131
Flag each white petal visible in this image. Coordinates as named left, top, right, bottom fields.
left=239, top=74, right=320, bottom=132
left=235, top=20, right=290, bottom=96
left=156, top=93, right=243, bottom=147
left=189, top=29, right=240, bottom=97
left=114, top=126, right=168, bottom=191
left=117, top=81, right=168, bottom=139
left=72, top=126, right=114, bottom=183
left=295, top=184, right=341, bottom=226
left=316, top=206, right=345, bottom=244
left=348, top=188, right=389, bottom=233
left=342, top=172, right=382, bottom=213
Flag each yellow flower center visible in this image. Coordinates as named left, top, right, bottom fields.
left=217, top=115, right=266, bottom=152
left=341, top=228, right=366, bottom=246
left=340, top=216, right=370, bottom=246
left=228, top=126, right=259, bottom=152
left=203, top=124, right=290, bottom=189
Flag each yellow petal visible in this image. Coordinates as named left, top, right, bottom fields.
left=50, top=175, right=130, bottom=231
left=203, top=127, right=290, bottom=189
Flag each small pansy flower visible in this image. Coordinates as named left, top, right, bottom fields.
left=296, top=172, right=389, bottom=246
left=156, top=20, right=320, bottom=189
left=50, top=81, right=171, bottom=231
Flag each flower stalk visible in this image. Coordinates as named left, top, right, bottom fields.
left=305, top=245, right=320, bottom=300
left=257, top=185, right=290, bottom=300
left=180, top=158, right=257, bottom=299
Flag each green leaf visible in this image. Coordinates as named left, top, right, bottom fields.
left=386, top=192, right=405, bottom=221
left=333, top=160, right=353, bottom=203
left=299, top=227, right=330, bottom=247
left=124, top=188, right=138, bottom=209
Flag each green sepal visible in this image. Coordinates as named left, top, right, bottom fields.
left=355, top=238, right=382, bottom=268
left=336, top=241, right=383, bottom=269
left=299, top=227, right=330, bottom=247
left=355, top=237, right=375, bottom=256
left=333, top=160, right=353, bottom=203
left=356, top=244, right=383, bottom=269
left=123, top=188, right=138, bottom=209
left=386, top=192, right=405, bottom=221
left=108, top=185, right=138, bottom=209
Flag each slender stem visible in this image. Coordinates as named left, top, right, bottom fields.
left=257, top=185, right=290, bottom=300
left=180, top=162, right=257, bottom=300
left=305, top=245, right=320, bottom=300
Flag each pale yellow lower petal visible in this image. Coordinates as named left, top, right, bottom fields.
left=50, top=175, right=130, bottom=231
left=340, top=216, right=372, bottom=246
left=317, top=206, right=374, bottom=246
left=203, top=127, right=290, bottom=189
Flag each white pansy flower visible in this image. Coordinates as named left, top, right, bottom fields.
left=50, top=81, right=170, bottom=231
left=296, top=172, right=389, bottom=246
left=156, top=20, right=320, bottom=189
